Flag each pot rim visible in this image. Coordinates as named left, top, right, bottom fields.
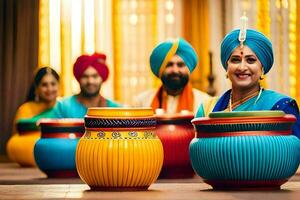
left=87, top=107, right=154, bottom=117
left=84, top=116, right=156, bottom=120
left=192, top=114, right=296, bottom=125
left=195, top=130, right=293, bottom=138
left=39, top=118, right=84, bottom=126
left=155, top=113, right=194, bottom=121
left=208, top=110, right=285, bottom=118
left=41, top=132, right=83, bottom=138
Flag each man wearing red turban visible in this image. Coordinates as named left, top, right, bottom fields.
left=54, top=53, right=121, bottom=118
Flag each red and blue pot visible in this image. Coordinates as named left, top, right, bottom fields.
left=34, top=119, right=84, bottom=178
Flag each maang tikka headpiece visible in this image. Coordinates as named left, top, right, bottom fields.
left=238, top=13, right=248, bottom=49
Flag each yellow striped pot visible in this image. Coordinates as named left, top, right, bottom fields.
left=76, top=108, right=163, bottom=191
left=6, top=119, right=40, bottom=167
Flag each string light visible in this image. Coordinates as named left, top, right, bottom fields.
left=165, top=0, right=174, bottom=25
left=165, top=0, right=174, bottom=10
left=129, top=14, right=138, bottom=25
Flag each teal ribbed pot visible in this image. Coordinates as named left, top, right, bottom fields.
left=190, top=112, right=300, bottom=190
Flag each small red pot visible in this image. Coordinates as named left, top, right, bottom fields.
left=155, top=113, right=195, bottom=178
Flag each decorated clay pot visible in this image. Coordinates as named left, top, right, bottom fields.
left=190, top=111, right=300, bottom=190
left=6, top=118, right=40, bottom=167
left=34, top=119, right=84, bottom=178
left=155, top=113, right=195, bottom=178
left=76, top=108, right=163, bottom=191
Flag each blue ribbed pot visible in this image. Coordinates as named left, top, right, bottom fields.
left=190, top=112, right=300, bottom=190
left=34, top=119, right=84, bottom=178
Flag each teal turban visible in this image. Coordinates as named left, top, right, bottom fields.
left=221, top=29, right=274, bottom=74
left=150, top=38, right=198, bottom=77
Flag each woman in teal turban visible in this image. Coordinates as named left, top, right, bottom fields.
left=196, top=29, right=300, bottom=138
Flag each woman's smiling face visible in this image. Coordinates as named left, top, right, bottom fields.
left=227, top=46, right=263, bottom=91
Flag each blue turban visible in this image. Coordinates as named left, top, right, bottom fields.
left=221, top=29, right=274, bottom=74
left=150, top=38, right=198, bottom=77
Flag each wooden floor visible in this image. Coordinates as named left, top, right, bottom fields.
left=0, top=162, right=300, bottom=200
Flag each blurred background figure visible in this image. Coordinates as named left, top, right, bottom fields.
left=6, top=67, right=60, bottom=164
left=53, top=53, right=121, bottom=118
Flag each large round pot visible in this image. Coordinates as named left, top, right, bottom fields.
left=156, top=113, right=195, bottom=178
left=190, top=111, right=300, bottom=190
left=34, top=119, right=84, bottom=177
left=76, top=108, right=164, bottom=191
left=6, top=118, right=40, bottom=167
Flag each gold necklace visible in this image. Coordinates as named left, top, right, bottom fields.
left=229, top=87, right=263, bottom=112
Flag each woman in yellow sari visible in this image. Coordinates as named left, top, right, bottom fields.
left=7, top=67, right=60, bottom=165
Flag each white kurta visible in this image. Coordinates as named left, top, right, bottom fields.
left=133, top=88, right=211, bottom=114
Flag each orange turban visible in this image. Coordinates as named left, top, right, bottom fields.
left=73, top=52, right=109, bottom=82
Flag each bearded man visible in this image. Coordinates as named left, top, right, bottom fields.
left=134, top=38, right=210, bottom=114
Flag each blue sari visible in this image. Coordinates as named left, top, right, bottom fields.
left=196, top=89, right=300, bottom=138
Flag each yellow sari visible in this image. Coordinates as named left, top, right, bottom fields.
left=7, top=101, right=56, bottom=166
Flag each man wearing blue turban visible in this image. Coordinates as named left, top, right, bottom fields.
left=196, top=29, right=300, bottom=138
left=134, top=38, right=210, bottom=114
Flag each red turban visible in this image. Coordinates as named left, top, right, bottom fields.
left=73, top=52, right=109, bottom=82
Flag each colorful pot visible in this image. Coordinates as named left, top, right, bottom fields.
left=6, top=118, right=40, bottom=167
left=190, top=111, right=300, bottom=190
left=76, top=108, right=163, bottom=191
left=34, top=119, right=84, bottom=178
left=156, top=113, right=195, bottom=178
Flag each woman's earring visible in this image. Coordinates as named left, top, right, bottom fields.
left=259, top=75, right=264, bottom=80
left=34, top=91, right=39, bottom=102
left=260, top=68, right=265, bottom=80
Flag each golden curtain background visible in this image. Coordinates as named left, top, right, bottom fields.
left=39, top=0, right=115, bottom=98
left=256, top=0, right=270, bottom=88
left=287, top=0, right=297, bottom=101
left=296, top=0, right=300, bottom=103
left=38, top=0, right=300, bottom=104
left=112, top=0, right=158, bottom=104
left=39, top=0, right=210, bottom=105
left=183, top=0, right=210, bottom=93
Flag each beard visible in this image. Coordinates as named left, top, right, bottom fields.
left=161, top=73, right=189, bottom=91
left=80, top=84, right=101, bottom=97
